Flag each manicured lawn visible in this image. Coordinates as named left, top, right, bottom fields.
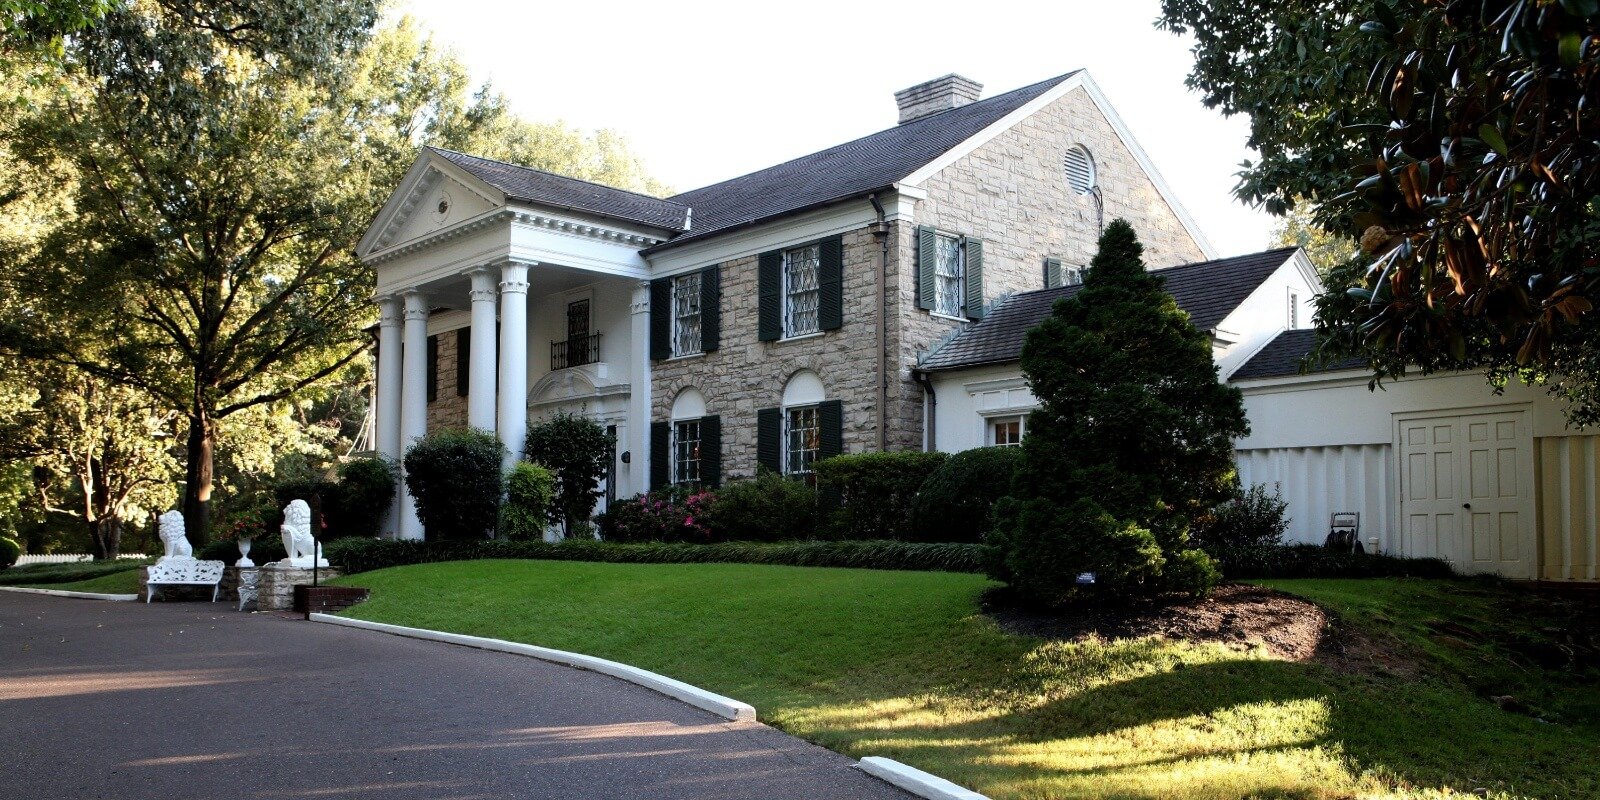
left=0, top=559, right=147, bottom=587
left=16, top=568, right=144, bottom=594
left=334, top=561, right=1599, bottom=799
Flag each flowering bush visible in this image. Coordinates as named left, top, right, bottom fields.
left=600, top=486, right=718, bottom=543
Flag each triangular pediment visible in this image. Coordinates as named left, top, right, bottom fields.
left=358, top=153, right=504, bottom=259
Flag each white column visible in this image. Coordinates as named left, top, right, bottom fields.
left=627, top=280, right=652, bottom=496
left=398, top=289, right=430, bottom=540
left=375, top=295, right=404, bottom=538
left=466, top=267, right=499, bottom=432
left=497, top=261, right=532, bottom=472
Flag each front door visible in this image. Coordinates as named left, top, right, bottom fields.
left=1398, top=409, right=1534, bottom=578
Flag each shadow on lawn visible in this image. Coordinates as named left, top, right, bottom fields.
left=820, top=651, right=1596, bottom=799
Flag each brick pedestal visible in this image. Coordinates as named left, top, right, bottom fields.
left=257, top=566, right=344, bottom=612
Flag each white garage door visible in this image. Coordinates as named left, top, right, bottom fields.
left=1398, top=409, right=1534, bottom=578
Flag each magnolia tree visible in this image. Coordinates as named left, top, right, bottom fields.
left=988, top=220, right=1247, bottom=605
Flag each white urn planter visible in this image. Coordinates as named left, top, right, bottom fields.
left=236, top=537, right=255, bottom=568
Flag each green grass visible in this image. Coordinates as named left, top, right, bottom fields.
left=16, top=568, right=144, bottom=594
left=334, top=561, right=1600, bottom=799
left=0, top=558, right=148, bottom=586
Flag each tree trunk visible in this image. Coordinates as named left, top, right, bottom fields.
left=182, top=412, right=215, bottom=547
left=87, top=517, right=121, bottom=560
left=86, top=456, right=121, bottom=560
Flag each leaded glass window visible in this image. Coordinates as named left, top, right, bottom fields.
left=783, top=244, right=821, bottom=337
left=672, top=272, right=702, bottom=357
left=785, top=405, right=820, bottom=475
left=934, top=234, right=965, bottom=317
left=673, top=419, right=701, bottom=484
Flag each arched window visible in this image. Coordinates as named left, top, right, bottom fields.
left=670, top=388, right=708, bottom=485
left=1063, top=145, right=1096, bottom=195
left=781, top=371, right=826, bottom=476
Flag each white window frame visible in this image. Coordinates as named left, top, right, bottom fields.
left=987, top=414, right=1028, bottom=447
left=671, top=272, right=703, bottom=358
left=783, top=404, right=821, bottom=477
left=671, top=418, right=702, bottom=485
left=932, top=233, right=966, bottom=318
left=782, top=244, right=821, bottom=339
left=1062, top=265, right=1085, bottom=287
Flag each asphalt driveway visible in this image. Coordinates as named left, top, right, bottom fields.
left=0, top=592, right=912, bottom=800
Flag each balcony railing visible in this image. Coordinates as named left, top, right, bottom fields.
left=551, top=333, right=602, bottom=370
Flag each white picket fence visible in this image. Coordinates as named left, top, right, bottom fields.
left=15, top=553, right=145, bottom=566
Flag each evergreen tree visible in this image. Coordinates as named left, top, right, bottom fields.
left=989, top=220, right=1247, bottom=603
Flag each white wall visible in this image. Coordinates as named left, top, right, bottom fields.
left=1236, top=444, right=1391, bottom=550
left=928, top=364, right=1038, bottom=453
left=1213, top=252, right=1320, bottom=379
left=1536, top=434, right=1600, bottom=581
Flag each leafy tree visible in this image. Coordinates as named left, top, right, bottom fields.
left=1270, top=202, right=1358, bottom=279
left=403, top=429, right=504, bottom=541
left=988, top=220, right=1244, bottom=603
left=1161, top=0, right=1600, bottom=423
left=500, top=462, right=556, bottom=541
left=524, top=413, right=614, bottom=536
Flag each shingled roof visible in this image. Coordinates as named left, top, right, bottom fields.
left=918, top=247, right=1299, bottom=372
left=429, top=147, right=691, bottom=232
left=652, top=72, right=1079, bottom=250
left=1230, top=328, right=1368, bottom=380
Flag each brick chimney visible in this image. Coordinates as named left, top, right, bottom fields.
left=894, top=74, right=983, bottom=124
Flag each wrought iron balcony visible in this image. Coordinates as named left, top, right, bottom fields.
left=551, top=333, right=602, bottom=370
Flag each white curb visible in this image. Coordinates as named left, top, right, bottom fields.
left=0, top=586, right=138, bottom=602
left=309, top=613, right=757, bottom=722
left=858, top=757, right=992, bottom=800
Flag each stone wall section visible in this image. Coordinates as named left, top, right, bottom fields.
left=651, top=227, right=883, bottom=480
left=426, top=326, right=469, bottom=432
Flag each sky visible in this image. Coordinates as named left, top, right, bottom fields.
left=397, top=0, right=1279, bottom=257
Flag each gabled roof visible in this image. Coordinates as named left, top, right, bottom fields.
left=918, top=247, right=1299, bottom=372
left=1230, top=328, right=1368, bottom=380
left=428, top=147, right=691, bottom=232
left=649, top=72, right=1081, bottom=251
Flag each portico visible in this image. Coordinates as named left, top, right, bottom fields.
left=358, top=147, right=689, bottom=538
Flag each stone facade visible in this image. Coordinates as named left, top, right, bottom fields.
left=257, top=566, right=344, bottom=612
left=649, top=84, right=1208, bottom=476
left=426, top=326, right=469, bottom=431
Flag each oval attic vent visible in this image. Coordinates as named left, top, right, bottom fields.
left=1063, top=146, right=1095, bottom=194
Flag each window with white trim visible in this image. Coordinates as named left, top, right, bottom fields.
left=671, top=272, right=702, bottom=357
left=934, top=233, right=965, bottom=317
left=783, top=244, right=821, bottom=337
left=785, top=405, right=821, bottom=475
left=1288, top=290, right=1299, bottom=328
left=1062, top=265, right=1085, bottom=287
left=672, top=418, right=702, bottom=484
left=988, top=414, right=1027, bottom=447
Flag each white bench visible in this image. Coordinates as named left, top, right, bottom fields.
left=145, top=559, right=225, bottom=603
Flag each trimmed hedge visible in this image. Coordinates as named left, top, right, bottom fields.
left=198, top=537, right=287, bottom=565
left=816, top=451, right=948, bottom=540
left=911, top=447, right=1023, bottom=543
left=323, top=537, right=988, bottom=575
left=1214, top=543, right=1455, bottom=580
left=0, top=537, right=18, bottom=569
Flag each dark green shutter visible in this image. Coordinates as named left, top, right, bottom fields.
left=455, top=329, right=470, bottom=397
left=916, top=226, right=936, bottom=311
left=818, top=399, right=843, bottom=460
left=1045, top=257, right=1062, bottom=289
left=818, top=235, right=844, bottom=331
left=758, top=250, right=782, bottom=341
left=964, top=238, right=985, bottom=320
left=426, top=335, right=438, bottom=402
left=700, top=414, right=721, bottom=487
left=701, top=265, right=721, bottom=352
left=650, top=421, right=670, bottom=490
left=756, top=407, right=781, bottom=473
left=649, top=278, right=671, bottom=360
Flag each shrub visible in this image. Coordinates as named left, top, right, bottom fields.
left=273, top=478, right=336, bottom=520
left=322, top=536, right=987, bottom=575
left=0, top=557, right=152, bottom=585
left=0, top=537, right=19, bottom=568
left=501, top=462, right=556, bottom=541
left=525, top=413, right=614, bottom=533
left=911, top=447, right=1023, bottom=543
left=1212, top=543, right=1455, bottom=580
left=600, top=486, right=717, bottom=543
left=705, top=470, right=817, bottom=541
left=1192, top=483, right=1289, bottom=551
left=198, top=536, right=287, bottom=564
left=329, top=457, right=398, bottom=539
left=404, top=429, right=505, bottom=541
left=987, top=497, right=1175, bottom=606
left=814, top=452, right=947, bottom=540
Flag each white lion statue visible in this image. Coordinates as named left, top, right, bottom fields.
left=156, top=510, right=193, bottom=562
left=275, top=499, right=328, bottom=569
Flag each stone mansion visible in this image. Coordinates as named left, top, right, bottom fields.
left=360, top=70, right=1226, bottom=539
